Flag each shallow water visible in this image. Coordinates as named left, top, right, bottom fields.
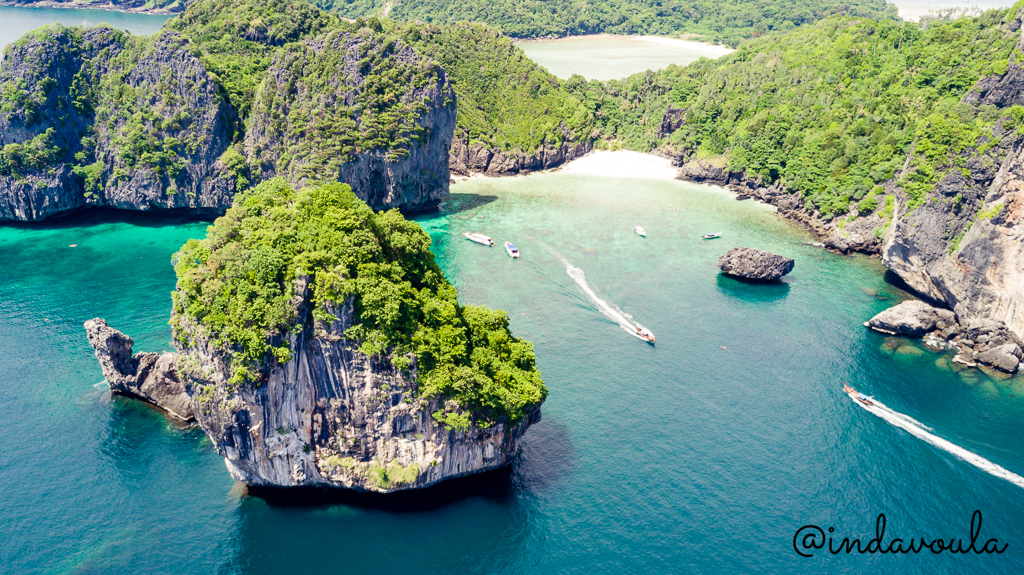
left=0, top=5, right=168, bottom=57
left=514, top=35, right=730, bottom=81
left=3, top=174, right=1024, bottom=573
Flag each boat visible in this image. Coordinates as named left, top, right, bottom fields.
left=504, top=241, right=520, bottom=259
left=842, top=382, right=874, bottom=406
left=702, top=232, right=722, bottom=240
left=634, top=226, right=646, bottom=237
left=636, top=326, right=656, bottom=343
left=463, top=232, right=494, bottom=247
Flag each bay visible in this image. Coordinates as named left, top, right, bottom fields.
left=1, top=4, right=1024, bottom=573
left=2, top=173, right=1024, bottom=573
left=514, top=35, right=731, bottom=81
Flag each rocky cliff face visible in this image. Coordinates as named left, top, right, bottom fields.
left=85, top=287, right=540, bottom=492
left=84, top=318, right=193, bottom=421
left=1, top=8, right=457, bottom=220
left=0, top=26, right=236, bottom=221
left=244, top=28, right=456, bottom=212
left=449, top=124, right=592, bottom=177
left=177, top=289, right=538, bottom=491
left=876, top=20, right=1024, bottom=341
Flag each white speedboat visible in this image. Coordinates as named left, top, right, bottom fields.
left=504, top=241, right=520, bottom=258
left=634, top=226, right=646, bottom=237
left=636, top=326, right=656, bottom=343
left=463, top=232, right=494, bottom=247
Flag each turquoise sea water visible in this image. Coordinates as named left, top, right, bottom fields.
left=3, top=174, right=1024, bottom=573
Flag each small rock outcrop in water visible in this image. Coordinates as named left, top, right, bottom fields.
left=718, top=247, right=795, bottom=281
left=864, top=300, right=957, bottom=337
left=84, top=318, right=193, bottom=421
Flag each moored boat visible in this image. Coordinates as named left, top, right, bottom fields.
left=463, top=232, right=494, bottom=247
left=634, top=226, right=646, bottom=237
left=505, top=241, right=520, bottom=258
left=702, top=232, right=722, bottom=240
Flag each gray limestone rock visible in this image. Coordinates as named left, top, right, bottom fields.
left=974, top=344, right=1021, bottom=373
left=172, top=278, right=541, bottom=492
left=0, top=27, right=237, bottom=221
left=448, top=123, right=591, bottom=177
left=718, top=247, right=795, bottom=281
left=83, top=318, right=193, bottom=421
left=865, top=300, right=957, bottom=338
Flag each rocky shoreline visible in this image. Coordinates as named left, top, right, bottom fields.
left=672, top=158, right=884, bottom=257
left=866, top=300, right=1023, bottom=375
left=449, top=128, right=592, bottom=177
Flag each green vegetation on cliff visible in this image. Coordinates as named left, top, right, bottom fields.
left=387, top=20, right=593, bottom=153
left=164, top=0, right=338, bottom=120
left=313, top=0, right=897, bottom=47
left=570, top=7, right=1022, bottom=216
left=172, top=179, right=547, bottom=427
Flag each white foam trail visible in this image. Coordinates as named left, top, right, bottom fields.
left=534, top=240, right=649, bottom=339
left=849, top=393, right=1024, bottom=489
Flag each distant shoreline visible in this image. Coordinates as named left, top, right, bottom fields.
left=0, top=1, right=178, bottom=16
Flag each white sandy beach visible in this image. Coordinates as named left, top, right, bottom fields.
left=634, top=35, right=733, bottom=57
left=557, top=150, right=680, bottom=180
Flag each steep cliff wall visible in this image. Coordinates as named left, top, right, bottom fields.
left=876, top=18, right=1024, bottom=340
left=0, top=25, right=238, bottom=220
left=449, top=127, right=592, bottom=177
left=176, top=291, right=538, bottom=491
left=244, top=28, right=455, bottom=212
left=1, top=0, right=457, bottom=220
left=85, top=180, right=546, bottom=492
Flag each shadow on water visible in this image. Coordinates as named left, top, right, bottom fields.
left=0, top=206, right=219, bottom=231
left=247, top=465, right=517, bottom=512
left=243, top=416, right=575, bottom=514
left=511, top=416, right=576, bottom=493
left=715, top=273, right=791, bottom=302
left=436, top=193, right=498, bottom=216
left=100, top=394, right=205, bottom=488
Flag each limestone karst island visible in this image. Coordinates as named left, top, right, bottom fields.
left=4, top=0, right=1024, bottom=572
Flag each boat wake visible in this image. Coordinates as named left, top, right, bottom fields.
left=533, top=240, right=651, bottom=340
left=847, top=392, right=1024, bottom=489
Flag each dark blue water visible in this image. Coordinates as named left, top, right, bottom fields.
left=2, top=173, right=1024, bottom=573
